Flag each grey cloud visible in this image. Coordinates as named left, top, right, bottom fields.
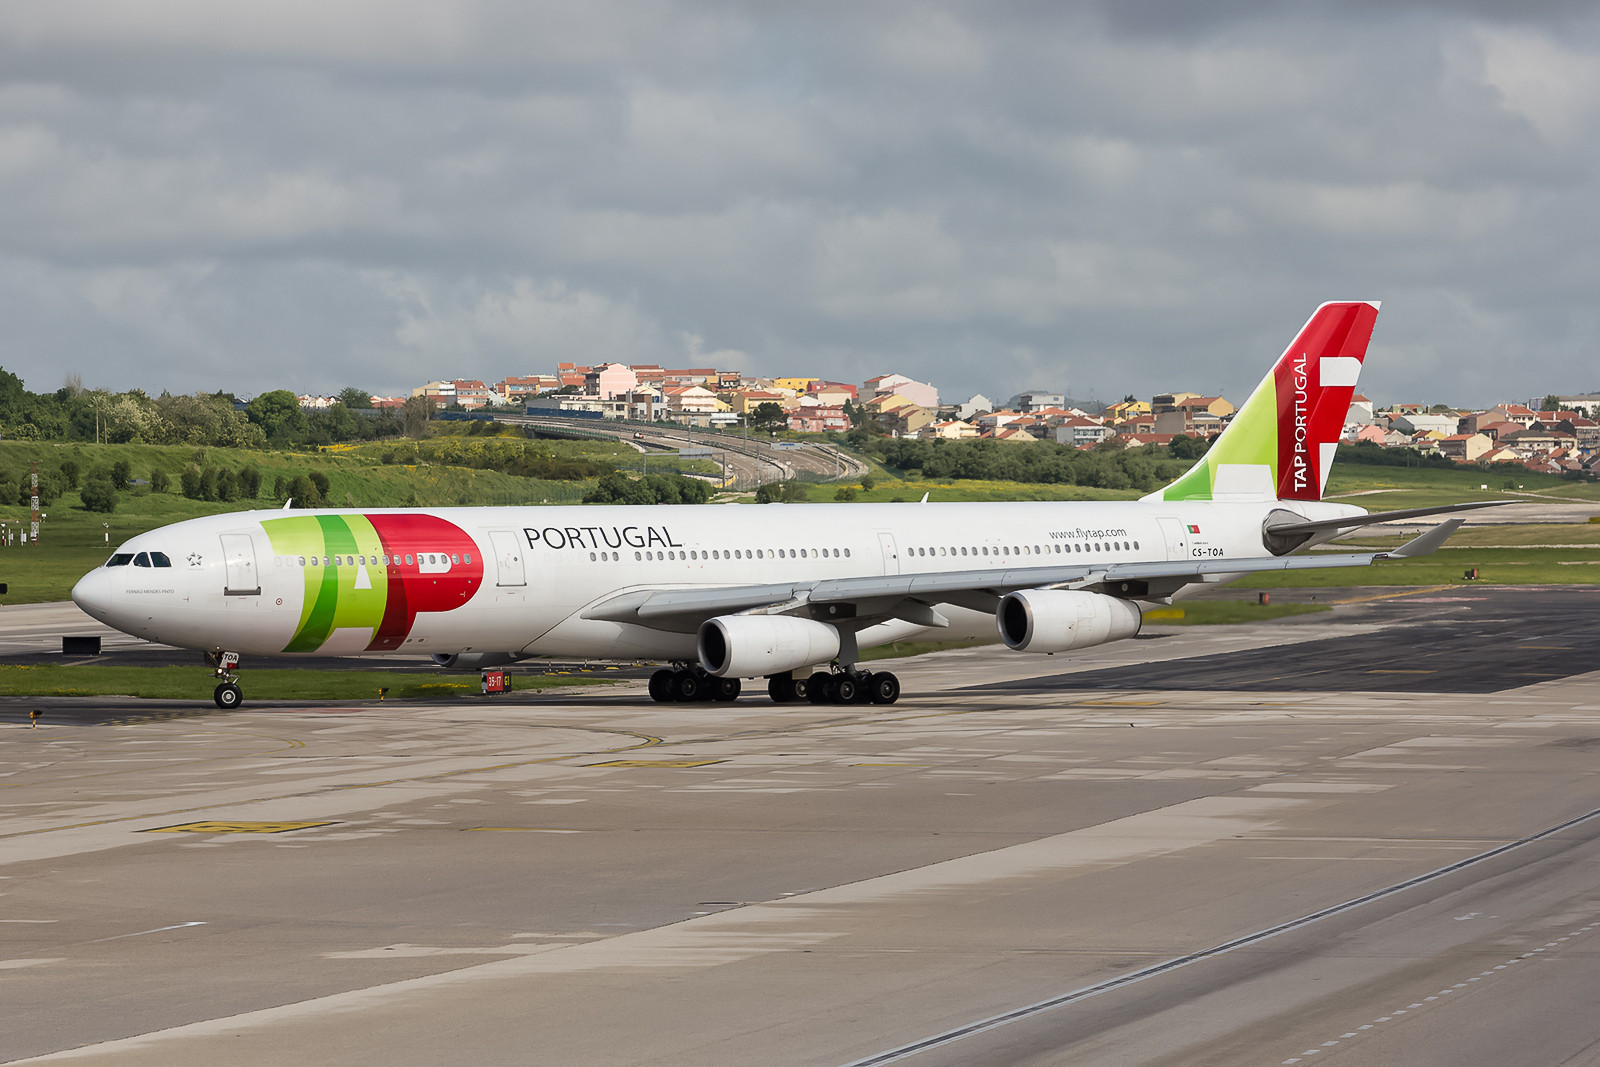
left=1, top=2, right=1597, bottom=407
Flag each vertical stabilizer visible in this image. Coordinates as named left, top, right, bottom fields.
left=1145, top=301, right=1379, bottom=503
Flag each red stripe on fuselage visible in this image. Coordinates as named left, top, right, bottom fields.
left=364, top=514, right=486, bottom=651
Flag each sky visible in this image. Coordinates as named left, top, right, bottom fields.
left=1, top=1, right=1597, bottom=409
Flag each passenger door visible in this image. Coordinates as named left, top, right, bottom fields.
left=220, top=533, right=260, bottom=596
left=1156, top=517, right=1189, bottom=561
left=490, top=530, right=527, bottom=587
left=877, top=531, right=901, bottom=575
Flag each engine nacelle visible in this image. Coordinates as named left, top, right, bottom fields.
left=997, top=589, right=1142, bottom=653
left=698, top=615, right=842, bottom=678
left=430, top=651, right=527, bottom=672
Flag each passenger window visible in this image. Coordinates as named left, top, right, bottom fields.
left=1133, top=541, right=1140, bottom=550
left=298, top=556, right=306, bottom=566
left=150, top=551, right=172, bottom=567
left=844, top=548, right=850, bottom=557
left=464, top=553, right=472, bottom=564
left=133, top=552, right=151, bottom=567
left=635, top=551, right=642, bottom=561
left=589, top=552, right=597, bottom=561
left=452, top=554, right=460, bottom=565
left=405, top=554, right=413, bottom=565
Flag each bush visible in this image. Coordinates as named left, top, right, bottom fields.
left=755, top=480, right=810, bottom=503
left=833, top=486, right=858, bottom=501
left=286, top=474, right=324, bottom=508
left=859, top=474, right=875, bottom=491
left=80, top=478, right=117, bottom=513
left=180, top=466, right=203, bottom=499
left=215, top=467, right=238, bottom=502
left=59, top=460, right=80, bottom=489
left=308, top=471, right=330, bottom=499
left=110, top=458, right=132, bottom=490
left=239, top=465, right=261, bottom=499
left=150, top=469, right=171, bottom=493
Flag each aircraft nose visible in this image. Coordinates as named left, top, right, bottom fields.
left=71, top=568, right=113, bottom=620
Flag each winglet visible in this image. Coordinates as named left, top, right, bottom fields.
left=1380, top=518, right=1464, bottom=559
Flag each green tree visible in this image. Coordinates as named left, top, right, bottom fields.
left=239, top=465, right=261, bottom=499
left=1168, top=434, right=1210, bottom=461
left=150, top=469, right=171, bottom=493
left=246, top=390, right=307, bottom=441
left=751, top=402, right=788, bottom=432
left=402, top=395, right=433, bottom=439
left=286, top=474, right=323, bottom=507
left=59, top=460, right=80, bottom=489
left=198, top=466, right=219, bottom=501
left=338, top=387, right=374, bottom=410
left=272, top=475, right=287, bottom=499
left=308, top=471, right=330, bottom=499
left=859, top=474, right=876, bottom=491
left=755, top=480, right=810, bottom=503
left=110, top=458, right=132, bottom=490
left=180, top=466, right=203, bottom=499
left=1542, top=394, right=1562, bottom=412
left=833, top=486, right=858, bottom=501
left=215, top=467, right=239, bottom=502
left=79, top=478, right=117, bottom=513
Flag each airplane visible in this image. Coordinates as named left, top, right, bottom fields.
left=71, top=302, right=1505, bottom=710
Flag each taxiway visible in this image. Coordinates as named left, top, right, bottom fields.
left=3, top=586, right=1599, bottom=1066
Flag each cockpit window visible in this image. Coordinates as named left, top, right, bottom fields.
left=106, top=553, right=135, bottom=567
left=133, top=552, right=152, bottom=567
left=149, top=552, right=172, bottom=568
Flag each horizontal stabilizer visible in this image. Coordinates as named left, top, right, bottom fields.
left=1267, top=499, right=1514, bottom=537
left=1379, top=518, right=1464, bottom=559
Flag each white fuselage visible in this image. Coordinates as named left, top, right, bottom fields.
left=71, top=498, right=1360, bottom=663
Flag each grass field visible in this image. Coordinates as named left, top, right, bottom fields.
left=0, top=664, right=612, bottom=702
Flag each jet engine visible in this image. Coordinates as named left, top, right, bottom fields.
left=698, top=615, right=842, bottom=678
left=430, top=651, right=528, bottom=672
left=997, top=589, right=1142, bottom=653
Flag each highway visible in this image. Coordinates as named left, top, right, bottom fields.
left=3, top=586, right=1600, bottom=1065
left=497, top=413, right=867, bottom=490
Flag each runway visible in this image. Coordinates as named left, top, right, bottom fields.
left=3, top=586, right=1600, bottom=1065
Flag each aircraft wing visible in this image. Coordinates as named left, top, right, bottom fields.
left=582, top=522, right=1461, bottom=632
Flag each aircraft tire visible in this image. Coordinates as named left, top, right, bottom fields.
left=788, top=675, right=809, bottom=702
left=767, top=676, right=789, bottom=703
left=648, top=669, right=675, bottom=703
left=713, top=677, right=742, bottom=702
left=869, top=672, right=900, bottom=705
left=806, top=672, right=832, bottom=705
left=213, top=683, right=242, bottom=710
left=832, top=675, right=858, bottom=704
left=674, top=671, right=705, bottom=702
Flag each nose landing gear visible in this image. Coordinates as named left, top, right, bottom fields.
left=207, top=650, right=244, bottom=709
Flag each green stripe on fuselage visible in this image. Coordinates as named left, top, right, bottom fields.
left=263, top=515, right=389, bottom=653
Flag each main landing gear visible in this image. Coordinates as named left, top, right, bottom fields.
left=207, top=650, right=243, bottom=710
left=648, top=665, right=741, bottom=703
left=767, top=669, right=900, bottom=706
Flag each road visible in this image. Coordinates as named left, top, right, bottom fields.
left=497, top=414, right=866, bottom=490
